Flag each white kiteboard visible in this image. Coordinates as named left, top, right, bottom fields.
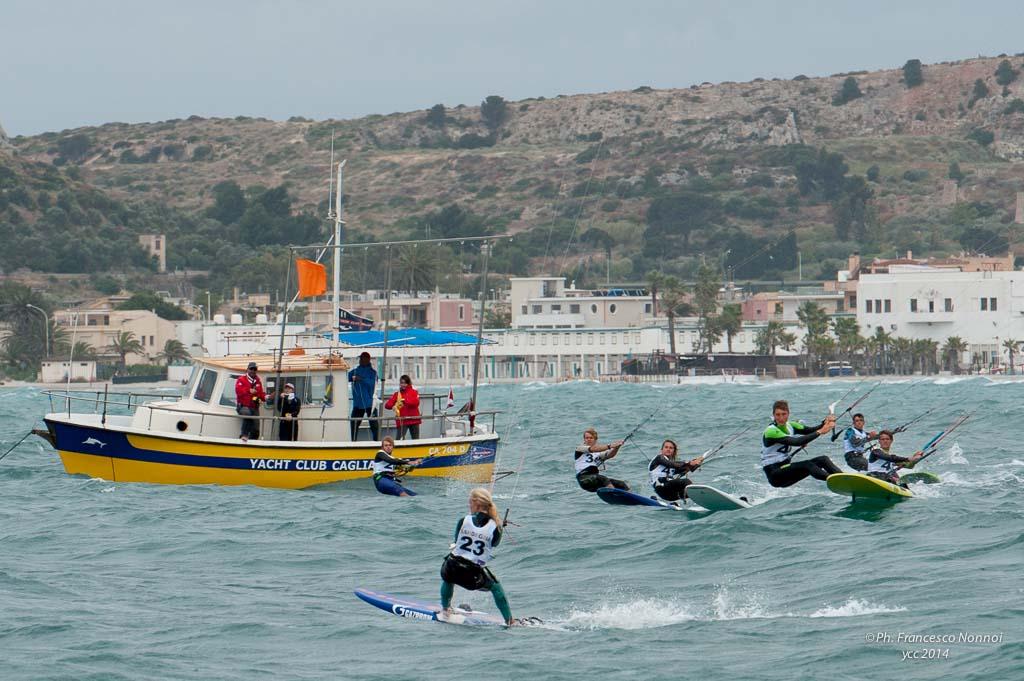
left=686, top=484, right=751, bottom=511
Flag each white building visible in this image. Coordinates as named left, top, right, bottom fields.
left=175, top=315, right=307, bottom=358
left=41, top=359, right=97, bottom=383
left=300, top=320, right=804, bottom=385
left=509, top=277, right=655, bottom=329
left=857, top=267, right=1024, bottom=365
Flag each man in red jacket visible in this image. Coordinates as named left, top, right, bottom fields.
left=235, top=361, right=266, bottom=442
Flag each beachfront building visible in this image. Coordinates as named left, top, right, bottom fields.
left=175, top=314, right=306, bottom=358
left=856, top=266, right=1024, bottom=367
left=305, top=291, right=481, bottom=332
left=510, top=277, right=654, bottom=329
left=310, top=319, right=805, bottom=385
left=53, top=307, right=177, bottom=367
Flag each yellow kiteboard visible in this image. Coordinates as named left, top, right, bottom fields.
left=826, top=473, right=914, bottom=502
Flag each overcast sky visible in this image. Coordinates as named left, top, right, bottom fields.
left=3, top=0, right=1023, bottom=136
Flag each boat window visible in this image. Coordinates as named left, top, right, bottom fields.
left=194, top=369, right=218, bottom=403
left=184, top=365, right=201, bottom=398
left=260, top=375, right=325, bottom=404
left=220, top=374, right=242, bottom=407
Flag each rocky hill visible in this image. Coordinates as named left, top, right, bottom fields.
left=5, top=54, right=1024, bottom=288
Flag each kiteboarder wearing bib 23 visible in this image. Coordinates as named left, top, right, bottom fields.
left=866, top=430, right=923, bottom=487
left=649, top=439, right=704, bottom=502
left=440, top=488, right=515, bottom=626
left=761, top=400, right=841, bottom=487
left=574, top=428, right=628, bottom=492
left=371, top=436, right=423, bottom=497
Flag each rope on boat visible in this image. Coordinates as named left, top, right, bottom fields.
left=0, top=428, right=37, bottom=465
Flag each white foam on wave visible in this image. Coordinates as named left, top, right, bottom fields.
left=947, top=443, right=969, bottom=465
left=809, top=598, right=906, bottom=618
left=562, top=597, right=699, bottom=630
left=556, top=588, right=905, bottom=631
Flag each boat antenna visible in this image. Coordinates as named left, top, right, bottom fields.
left=333, top=159, right=346, bottom=341
left=469, top=241, right=490, bottom=430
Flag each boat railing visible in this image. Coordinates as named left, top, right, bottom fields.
left=42, top=389, right=182, bottom=416
left=42, top=389, right=499, bottom=442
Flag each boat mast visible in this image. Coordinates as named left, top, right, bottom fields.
left=333, top=159, right=346, bottom=339
left=470, top=242, right=490, bottom=423
left=377, top=247, right=394, bottom=408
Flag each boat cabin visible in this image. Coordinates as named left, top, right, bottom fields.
left=130, top=354, right=470, bottom=443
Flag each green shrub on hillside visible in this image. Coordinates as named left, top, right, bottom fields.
left=995, top=59, right=1019, bottom=86
left=1004, top=99, right=1024, bottom=114
left=832, top=77, right=862, bottom=106
left=968, top=79, right=990, bottom=108
left=902, top=59, right=924, bottom=88
left=966, top=128, right=994, bottom=147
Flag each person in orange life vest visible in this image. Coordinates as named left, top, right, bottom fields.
left=385, top=374, right=421, bottom=440
left=235, top=361, right=266, bottom=442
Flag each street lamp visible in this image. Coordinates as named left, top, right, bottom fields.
left=25, top=304, right=49, bottom=358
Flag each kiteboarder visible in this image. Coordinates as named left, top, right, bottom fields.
left=866, top=430, right=924, bottom=487
left=371, top=436, right=422, bottom=496
left=574, top=427, right=628, bottom=492
left=837, top=413, right=877, bottom=471
left=440, top=488, right=514, bottom=626
left=649, top=439, right=704, bottom=502
left=761, top=400, right=841, bottom=487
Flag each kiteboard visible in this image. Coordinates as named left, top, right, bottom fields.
left=685, top=484, right=752, bottom=511
left=826, top=473, right=914, bottom=502
left=596, top=487, right=684, bottom=510
left=899, top=471, right=940, bottom=485
left=355, top=588, right=520, bottom=627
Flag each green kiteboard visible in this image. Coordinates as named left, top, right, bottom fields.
left=899, top=471, right=941, bottom=485
left=826, top=473, right=914, bottom=502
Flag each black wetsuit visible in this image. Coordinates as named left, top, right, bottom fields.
left=867, top=447, right=913, bottom=487
left=574, top=446, right=629, bottom=492
left=762, top=420, right=842, bottom=488
left=649, top=455, right=699, bottom=501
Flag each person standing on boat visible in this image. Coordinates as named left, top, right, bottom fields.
left=385, top=374, right=421, bottom=440
left=348, top=351, right=379, bottom=441
left=649, top=439, right=704, bottom=502
left=836, top=413, right=877, bottom=471
left=440, top=488, right=514, bottom=626
left=372, top=435, right=423, bottom=496
left=235, top=361, right=266, bottom=442
left=275, top=382, right=301, bottom=441
left=866, top=430, right=923, bottom=487
left=574, top=427, right=628, bottom=492
left=761, top=400, right=840, bottom=487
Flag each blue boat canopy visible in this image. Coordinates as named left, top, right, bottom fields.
left=325, top=329, right=494, bottom=347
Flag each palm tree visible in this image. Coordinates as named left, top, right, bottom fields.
left=718, top=303, right=743, bottom=353
left=646, top=270, right=666, bottom=318
left=755, top=321, right=796, bottom=360
left=942, top=336, right=968, bottom=374
left=157, top=339, right=191, bottom=366
left=1002, top=338, right=1019, bottom=375
left=106, top=331, right=145, bottom=373
left=396, top=244, right=441, bottom=294
left=71, top=341, right=97, bottom=361
left=797, top=302, right=830, bottom=374
left=659, top=276, right=687, bottom=357
left=891, top=337, right=912, bottom=375
left=831, top=317, right=863, bottom=371
left=871, top=327, right=893, bottom=374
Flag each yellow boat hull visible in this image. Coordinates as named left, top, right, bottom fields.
left=46, top=417, right=497, bottom=489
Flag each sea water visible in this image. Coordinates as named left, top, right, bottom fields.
left=1, top=378, right=1021, bottom=680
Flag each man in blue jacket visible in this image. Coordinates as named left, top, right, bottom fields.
left=349, top=351, right=379, bottom=441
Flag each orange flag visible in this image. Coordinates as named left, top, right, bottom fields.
left=295, top=258, right=327, bottom=298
